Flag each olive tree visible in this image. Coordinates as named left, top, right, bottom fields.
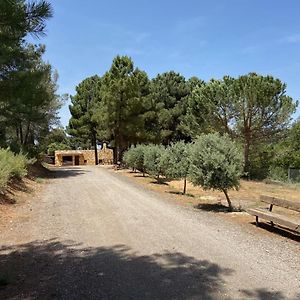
left=189, top=133, right=243, bottom=211
left=163, top=141, right=191, bottom=194
left=143, top=144, right=166, bottom=182
left=123, top=144, right=146, bottom=175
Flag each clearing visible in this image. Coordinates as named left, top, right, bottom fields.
left=0, top=165, right=299, bottom=299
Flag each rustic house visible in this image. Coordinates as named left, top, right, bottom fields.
left=54, top=144, right=113, bottom=166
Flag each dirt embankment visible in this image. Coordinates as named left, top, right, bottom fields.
left=0, top=163, right=51, bottom=231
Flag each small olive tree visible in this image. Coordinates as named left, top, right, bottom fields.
left=163, top=141, right=191, bottom=194
left=123, top=146, right=136, bottom=171
left=189, top=133, right=243, bottom=211
left=123, top=145, right=147, bottom=175
left=143, top=144, right=166, bottom=182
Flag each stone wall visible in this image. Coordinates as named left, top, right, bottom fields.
left=55, top=147, right=113, bottom=166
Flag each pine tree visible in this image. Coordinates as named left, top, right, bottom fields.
left=68, top=75, right=101, bottom=164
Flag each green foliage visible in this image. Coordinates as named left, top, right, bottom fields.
left=186, top=73, right=297, bottom=176
left=163, top=141, right=191, bottom=193
left=0, top=149, right=29, bottom=193
left=189, top=133, right=244, bottom=210
left=93, top=56, right=150, bottom=163
left=47, top=142, right=71, bottom=156
left=268, top=166, right=288, bottom=182
left=68, top=76, right=101, bottom=149
left=0, top=1, right=60, bottom=156
left=123, top=145, right=146, bottom=174
left=143, top=144, right=166, bottom=181
left=148, top=72, right=190, bottom=144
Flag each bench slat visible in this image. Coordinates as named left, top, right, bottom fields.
left=247, top=208, right=300, bottom=233
left=260, top=195, right=300, bottom=212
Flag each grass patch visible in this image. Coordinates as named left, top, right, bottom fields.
left=0, top=149, right=29, bottom=194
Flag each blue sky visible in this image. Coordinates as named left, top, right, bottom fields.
left=40, top=0, right=300, bottom=127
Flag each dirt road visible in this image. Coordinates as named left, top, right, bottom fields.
left=0, top=166, right=299, bottom=299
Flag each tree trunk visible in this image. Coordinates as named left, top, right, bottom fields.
left=113, top=147, right=118, bottom=164
left=243, top=129, right=251, bottom=177
left=222, top=189, right=233, bottom=212
left=183, top=177, right=187, bottom=194
left=24, top=122, right=30, bottom=145
left=244, top=142, right=250, bottom=175
left=92, top=130, right=98, bottom=165
left=19, top=123, right=23, bottom=144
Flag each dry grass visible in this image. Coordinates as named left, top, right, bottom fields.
left=112, top=168, right=300, bottom=225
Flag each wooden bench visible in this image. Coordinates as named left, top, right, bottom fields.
left=247, top=195, right=300, bottom=233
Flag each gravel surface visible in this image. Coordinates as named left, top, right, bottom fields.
left=0, top=165, right=299, bottom=300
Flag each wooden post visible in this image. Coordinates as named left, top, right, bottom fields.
left=269, top=204, right=274, bottom=226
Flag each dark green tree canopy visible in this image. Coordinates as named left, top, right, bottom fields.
left=186, top=73, right=297, bottom=174
left=93, top=55, right=150, bottom=162
left=149, top=71, right=190, bottom=144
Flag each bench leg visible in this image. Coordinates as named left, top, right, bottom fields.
left=255, top=216, right=259, bottom=226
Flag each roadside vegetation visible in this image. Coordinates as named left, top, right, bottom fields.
left=68, top=56, right=299, bottom=185
left=123, top=134, right=243, bottom=211
left=0, top=1, right=62, bottom=196
left=2, top=2, right=300, bottom=204
left=0, top=149, right=31, bottom=193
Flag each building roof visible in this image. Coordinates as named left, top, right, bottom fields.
left=55, top=150, right=94, bottom=155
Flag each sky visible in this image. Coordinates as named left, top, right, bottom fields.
left=39, top=0, right=300, bottom=127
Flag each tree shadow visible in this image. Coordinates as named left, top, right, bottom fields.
left=168, top=191, right=195, bottom=197
left=150, top=180, right=169, bottom=185
left=250, top=222, right=300, bottom=242
left=0, top=179, right=33, bottom=205
left=194, top=203, right=230, bottom=213
left=0, top=239, right=234, bottom=300
left=40, top=166, right=90, bottom=180
left=133, top=174, right=147, bottom=178
left=241, top=288, right=298, bottom=300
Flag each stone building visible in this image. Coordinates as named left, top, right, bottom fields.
left=54, top=144, right=113, bottom=166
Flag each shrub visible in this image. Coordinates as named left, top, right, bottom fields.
left=123, top=145, right=146, bottom=174
left=189, top=133, right=244, bottom=211
left=131, top=144, right=147, bottom=175
left=143, top=144, right=166, bottom=181
left=163, top=141, right=191, bottom=194
left=268, top=166, right=288, bottom=182
left=47, top=142, right=71, bottom=156
left=123, top=147, right=136, bottom=170
left=0, top=149, right=29, bottom=193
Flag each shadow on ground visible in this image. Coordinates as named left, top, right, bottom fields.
left=0, top=239, right=292, bottom=300
left=250, top=222, right=300, bottom=242
left=39, top=165, right=90, bottom=180
left=168, top=191, right=195, bottom=197
left=194, top=203, right=230, bottom=213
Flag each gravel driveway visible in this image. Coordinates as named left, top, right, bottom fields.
left=0, top=166, right=299, bottom=300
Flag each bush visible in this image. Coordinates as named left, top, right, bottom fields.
left=132, top=145, right=147, bottom=175
left=268, top=166, right=288, bottom=182
left=123, top=145, right=146, bottom=176
left=163, top=141, right=191, bottom=194
left=47, top=142, right=71, bottom=156
left=123, top=145, right=147, bottom=174
left=189, top=133, right=243, bottom=211
left=143, top=144, right=166, bottom=181
left=0, top=149, right=29, bottom=193
left=123, top=147, right=136, bottom=170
